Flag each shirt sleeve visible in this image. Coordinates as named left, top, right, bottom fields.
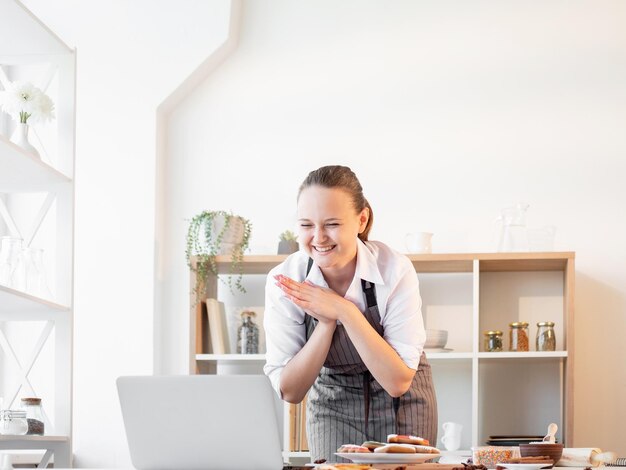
left=263, top=266, right=308, bottom=397
left=381, top=259, right=425, bottom=370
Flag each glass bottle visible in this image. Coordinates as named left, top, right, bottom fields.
left=237, top=311, right=259, bottom=354
left=0, top=410, right=28, bottom=435
left=536, top=321, right=556, bottom=351
left=24, top=248, right=53, bottom=299
left=484, top=330, right=503, bottom=352
left=0, top=236, right=23, bottom=288
left=20, top=397, right=45, bottom=435
left=509, top=321, right=529, bottom=351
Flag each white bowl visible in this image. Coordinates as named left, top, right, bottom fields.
left=425, top=329, right=448, bottom=349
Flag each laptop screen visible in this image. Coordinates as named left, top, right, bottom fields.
left=117, top=375, right=284, bottom=470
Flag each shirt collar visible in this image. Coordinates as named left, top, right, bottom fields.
left=355, top=238, right=384, bottom=286
left=304, top=239, right=384, bottom=287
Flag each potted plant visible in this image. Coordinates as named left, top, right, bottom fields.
left=278, top=230, right=299, bottom=255
left=185, top=210, right=252, bottom=295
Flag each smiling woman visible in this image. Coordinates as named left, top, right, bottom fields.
left=263, top=165, right=438, bottom=464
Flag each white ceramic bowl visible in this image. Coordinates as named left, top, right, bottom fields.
left=425, top=329, right=448, bottom=349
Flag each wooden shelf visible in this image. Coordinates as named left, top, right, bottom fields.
left=0, top=435, right=68, bottom=443
left=191, top=251, right=576, bottom=449
left=0, top=136, right=71, bottom=192
left=477, top=351, right=568, bottom=359
left=0, top=285, right=70, bottom=316
left=192, top=252, right=574, bottom=275
left=196, top=354, right=266, bottom=363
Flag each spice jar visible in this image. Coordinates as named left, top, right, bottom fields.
left=484, top=330, right=503, bottom=352
left=536, top=321, right=556, bottom=351
left=237, top=310, right=259, bottom=354
left=0, top=410, right=28, bottom=435
left=21, top=397, right=45, bottom=435
left=509, top=321, right=529, bottom=351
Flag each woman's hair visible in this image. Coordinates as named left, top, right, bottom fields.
left=298, top=165, right=373, bottom=241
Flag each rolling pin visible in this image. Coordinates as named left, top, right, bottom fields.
left=557, top=448, right=617, bottom=467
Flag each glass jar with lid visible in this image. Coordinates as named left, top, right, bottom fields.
left=484, top=330, right=503, bottom=352
left=21, top=397, right=45, bottom=435
left=237, top=310, right=259, bottom=354
left=0, top=410, right=28, bottom=435
left=536, top=321, right=556, bottom=351
left=509, top=321, right=529, bottom=351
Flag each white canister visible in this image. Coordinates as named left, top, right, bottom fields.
left=0, top=410, right=28, bottom=435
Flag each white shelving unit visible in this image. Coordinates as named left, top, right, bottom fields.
left=190, top=251, right=574, bottom=460
left=0, top=0, right=75, bottom=467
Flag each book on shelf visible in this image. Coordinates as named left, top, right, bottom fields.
left=205, top=298, right=230, bottom=354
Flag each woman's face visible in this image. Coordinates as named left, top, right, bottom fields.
left=297, top=185, right=368, bottom=273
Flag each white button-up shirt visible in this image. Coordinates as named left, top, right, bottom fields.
left=263, top=239, right=426, bottom=396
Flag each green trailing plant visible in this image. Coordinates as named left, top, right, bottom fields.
left=185, top=210, right=252, bottom=295
left=279, top=230, right=297, bottom=242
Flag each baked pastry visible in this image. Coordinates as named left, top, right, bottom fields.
left=411, top=444, right=441, bottom=454
left=317, top=465, right=372, bottom=470
left=387, top=433, right=430, bottom=446
left=374, top=443, right=418, bottom=453
left=336, top=444, right=371, bottom=453
left=361, top=440, right=386, bottom=451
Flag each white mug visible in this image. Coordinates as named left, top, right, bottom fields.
left=441, top=421, right=463, bottom=451
left=405, top=232, right=433, bottom=254
left=0, top=453, right=13, bottom=470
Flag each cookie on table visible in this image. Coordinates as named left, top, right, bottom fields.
left=387, top=433, right=430, bottom=446
left=336, top=444, right=371, bottom=453
left=361, top=440, right=386, bottom=451
left=373, top=443, right=418, bottom=454
left=410, top=444, right=441, bottom=454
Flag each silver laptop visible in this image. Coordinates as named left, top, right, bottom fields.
left=117, top=375, right=285, bottom=470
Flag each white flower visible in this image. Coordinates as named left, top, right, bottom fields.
left=0, top=80, right=55, bottom=124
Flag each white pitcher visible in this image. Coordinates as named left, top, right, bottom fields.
left=495, top=203, right=529, bottom=252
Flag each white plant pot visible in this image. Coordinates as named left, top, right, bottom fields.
left=210, top=214, right=245, bottom=254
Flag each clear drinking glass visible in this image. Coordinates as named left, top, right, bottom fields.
left=0, top=236, right=23, bottom=287
left=25, top=248, right=53, bottom=299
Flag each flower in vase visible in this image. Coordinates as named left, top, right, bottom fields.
left=0, top=80, right=55, bottom=125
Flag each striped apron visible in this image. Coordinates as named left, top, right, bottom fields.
left=304, top=261, right=438, bottom=463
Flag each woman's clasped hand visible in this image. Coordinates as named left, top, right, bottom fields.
left=274, top=273, right=357, bottom=323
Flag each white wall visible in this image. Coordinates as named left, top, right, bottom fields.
left=20, top=0, right=231, bottom=466
left=17, top=0, right=626, bottom=466
left=160, top=0, right=626, bottom=456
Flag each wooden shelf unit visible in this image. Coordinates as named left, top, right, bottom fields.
left=189, top=251, right=575, bottom=454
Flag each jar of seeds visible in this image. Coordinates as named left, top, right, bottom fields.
left=536, top=321, right=556, bottom=351
left=237, top=310, right=259, bottom=354
left=20, top=397, right=45, bottom=435
left=484, top=330, right=503, bottom=352
left=509, top=321, right=529, bottom=351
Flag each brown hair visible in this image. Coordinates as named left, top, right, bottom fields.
left=298, top=165, right=373, bottom=241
